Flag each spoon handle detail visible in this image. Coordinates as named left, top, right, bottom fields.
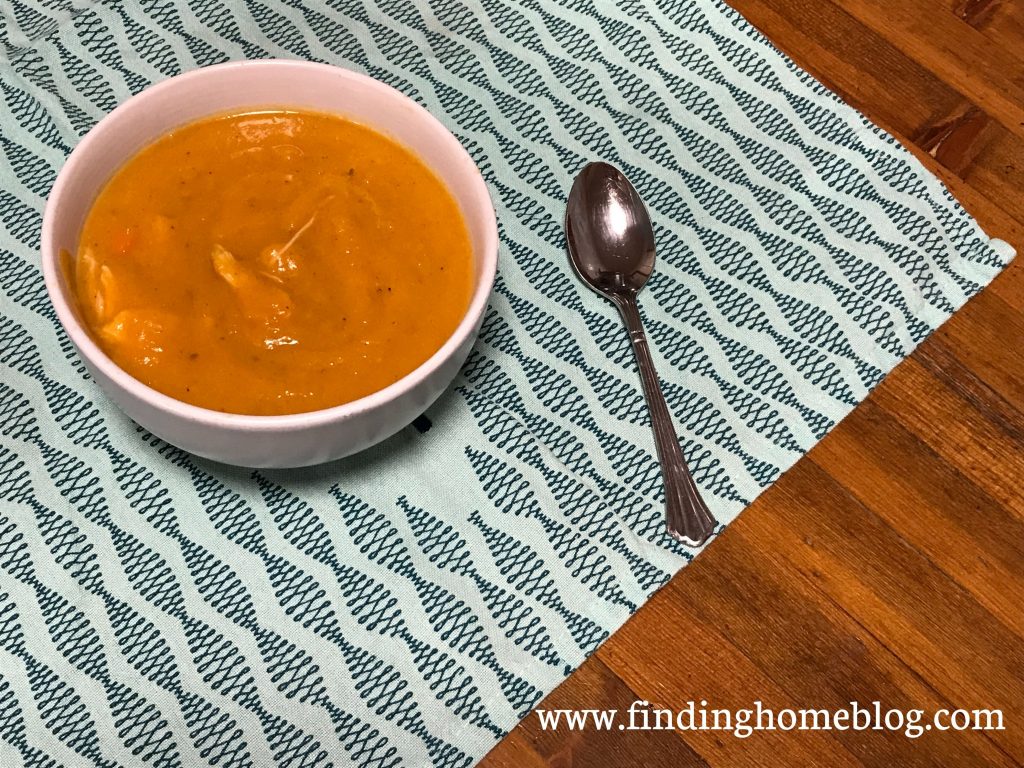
left=613, top=293, right=717, bottom=547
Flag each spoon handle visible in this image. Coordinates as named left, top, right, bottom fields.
left=613, top=293, right=717, bottom=547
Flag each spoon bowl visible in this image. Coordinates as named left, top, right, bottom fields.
left=565, top=162, right=717, bottom=547
left=565, top=162, right=656, bottom=297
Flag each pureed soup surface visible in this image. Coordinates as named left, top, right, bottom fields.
left=73, top=110, right=474, bottom=415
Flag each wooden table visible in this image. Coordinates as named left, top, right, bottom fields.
left=482, top=1, right=1024, bottom=765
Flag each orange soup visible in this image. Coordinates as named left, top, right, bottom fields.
left=72, top=110, right=474, bottom=415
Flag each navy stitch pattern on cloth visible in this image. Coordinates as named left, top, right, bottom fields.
left=0, top=0, right=1014, bottom=765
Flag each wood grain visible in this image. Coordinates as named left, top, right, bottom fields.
left=481, top=1, right=1023, bottom=765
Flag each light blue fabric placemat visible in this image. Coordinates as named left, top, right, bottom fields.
left=0, top=0, right=1014, bottom=765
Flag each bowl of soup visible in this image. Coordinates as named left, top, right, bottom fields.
left=41, top=59, right=497, bottom=467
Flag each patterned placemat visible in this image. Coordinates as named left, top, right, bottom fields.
left=0, top=0, right=1014, bottom=765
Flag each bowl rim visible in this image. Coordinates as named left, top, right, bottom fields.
left=41, top=59, right=498, bottom=432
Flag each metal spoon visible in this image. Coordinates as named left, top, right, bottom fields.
left=565, top=161, right=717, bottom=547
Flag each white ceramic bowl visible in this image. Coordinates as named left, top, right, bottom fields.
left=42, top=59, right=497, bottom=468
